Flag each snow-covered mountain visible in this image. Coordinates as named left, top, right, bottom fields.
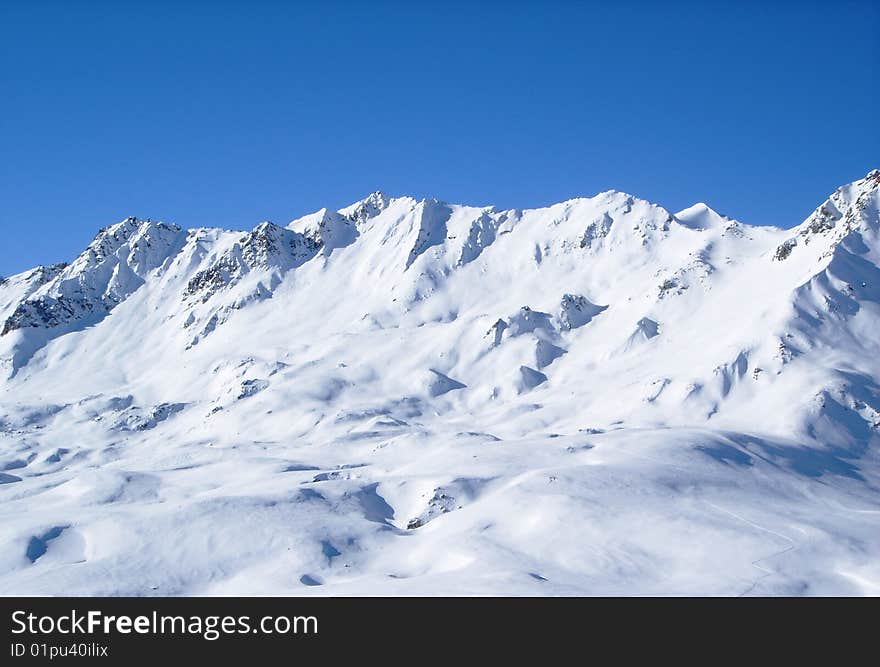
left=1, top=171, right=879, bottom=595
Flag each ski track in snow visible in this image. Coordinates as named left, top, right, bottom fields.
left=703, top=502, right=798, bottom=597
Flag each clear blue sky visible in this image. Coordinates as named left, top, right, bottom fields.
left=1, top=0, right=877, bottom=276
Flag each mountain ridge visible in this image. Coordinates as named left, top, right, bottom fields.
left=3, top=170, right=877, bottom=337
left=5, top=169, right=877, bottom=286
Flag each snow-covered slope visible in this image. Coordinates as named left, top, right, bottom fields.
left=1, top=171, right=879, bottom=595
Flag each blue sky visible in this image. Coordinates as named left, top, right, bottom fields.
left=1, top=0, right=877, bottom=275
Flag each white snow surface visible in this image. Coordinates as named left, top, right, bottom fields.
left=1, top=170, right=880, bottom=595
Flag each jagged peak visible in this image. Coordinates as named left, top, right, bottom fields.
left=92, top=216, right=180, bottom=239
left=288, top=207, right=339, bottom=233
left=822, top=168, right=879, bottom=207
left=88, top=217, right=139, bottom=247
left=857, top=168, right=880, bottom=190
left=248, top=220, right=286, bottom=235
left=793, top=168, right=880, bottom=242
left=313, top=207, right=342, bottom=223
left=287, top=207, right=358, bottom=254
left=238, top=220, right=317, bottom=257
left=82, top=217, right=181, bottom=265
left=415, top=195, right=454, bottom=212
left=0, top=262, right=67, bottom=290
left=338, top=190, right=393, bottom=223
left=238, top=221, right=307, bottom=255
left=29, top=262, right=68, bottom=281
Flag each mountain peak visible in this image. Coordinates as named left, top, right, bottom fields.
left=791, top=168, right=880, bottom=242
left=339, top=191, right=392, bottom=223
left=856, top=169, right=880, bottom=202
left=592, top=189, right=637, bottom=204
left=674, top=202, right=728, bottom=230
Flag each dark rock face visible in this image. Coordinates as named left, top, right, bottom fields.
left=407, top=489, right=458, bottom=529
left=237, top=379, right=269, bottom=399
left=774, top=238, right=797, bottom=261
left=803, top=204, right=841, bottom=236
left=185, top=256, right=241, bottom=301
left=580, top=212, right=613, bottom=248
left=558, top=294, right=606, bottom=329
left=2, top=295, right=95, bottom=335
left=1, top=219, right=184, bottom=337
left=34, top=263, right=68, bottom=284
left=114, top=402, right=187, bottom=432
left=240, top=222, right=320, bottom=268
left=342, top=191, right=390, bottom=224
left=0, top=263, right=67, bottom=295
left=184, top=223, right=320, bottom=301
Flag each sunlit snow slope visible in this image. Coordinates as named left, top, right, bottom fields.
left=1, top=171, right=879, bottom=595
